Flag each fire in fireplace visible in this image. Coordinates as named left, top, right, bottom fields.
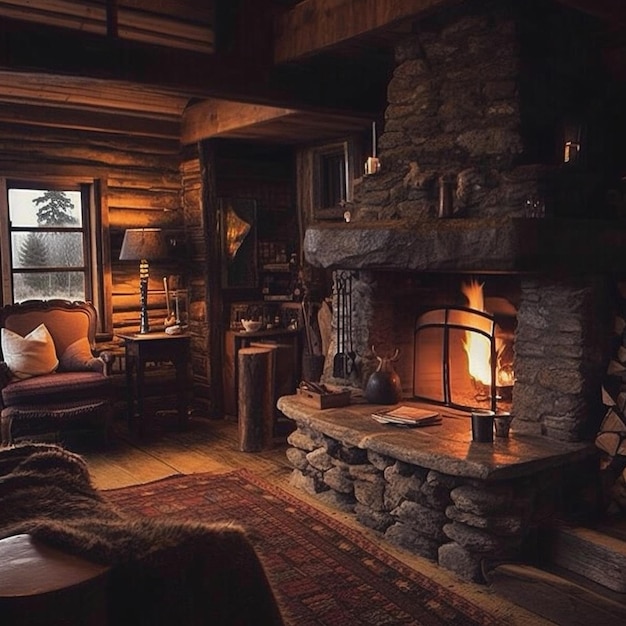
left=413, top=279, right=515, bottom=412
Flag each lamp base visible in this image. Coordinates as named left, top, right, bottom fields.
left=139, top=277, right=150, bottom=334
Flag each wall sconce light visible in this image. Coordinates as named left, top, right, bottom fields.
left=119, top=228, right=168, bottom=334
left=563, top=140, right=580, bottom=163
left=364, top=121, right=381, bottom=176
left=562, top=120, right=583, bottom=164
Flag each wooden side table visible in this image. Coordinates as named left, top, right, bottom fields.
left=223, top=328, right=302, bottom=417
left=117, top=332, right=191, bottom=435
left=0, top=534, right=110, bottom=626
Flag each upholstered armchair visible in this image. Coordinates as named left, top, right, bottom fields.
left=0, top=299, right=114, bottom=446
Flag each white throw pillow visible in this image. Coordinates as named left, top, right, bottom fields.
left=1, top=323, right=59, bottom=380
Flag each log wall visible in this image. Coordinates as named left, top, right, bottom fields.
left=0, top=118, right=184, bottom=333
left=0, top=108, right=300, bottom=421
left=0, top=108, right=187, bottom=417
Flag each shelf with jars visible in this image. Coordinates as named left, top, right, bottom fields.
left=258, top=240, right=299, bottom=302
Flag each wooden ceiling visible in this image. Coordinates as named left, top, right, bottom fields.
left=0, top=0, right=215, bottom=53
left=0, top=0, right=623, bottom=146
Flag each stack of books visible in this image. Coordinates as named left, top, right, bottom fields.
left=371, top=406, right=442, bottom=427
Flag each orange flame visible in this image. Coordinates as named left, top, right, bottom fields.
left=461, top=280, right=492, bottom=385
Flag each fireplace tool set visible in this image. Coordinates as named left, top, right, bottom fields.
left=333, top=271, right=356, bottom=378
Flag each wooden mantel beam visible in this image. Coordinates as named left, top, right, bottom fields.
left=181, top=99, right=298, bottom=145
left=273, top=0, right=460, bottom=63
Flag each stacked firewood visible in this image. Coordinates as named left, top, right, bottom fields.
left=597, top=300, right=626, bottom=514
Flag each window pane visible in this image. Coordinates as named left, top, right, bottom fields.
left=12, top=232, right=84, bottom=268
left=8, top=189, right=82, bottom=227
left=13, top=271, right=85, bottom=302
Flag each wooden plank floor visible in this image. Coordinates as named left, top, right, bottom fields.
left=81, top=414, right=293, bottom=490
left=77, top=413, right=551, bottom=625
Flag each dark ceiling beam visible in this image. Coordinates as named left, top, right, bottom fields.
left=0, top=19, right=268, bottom=99
left=0, top=13, right=386, bottom=116
left=181, top=100, right=299, bottom=144
left=180, top=97, right=374, bottom=145
left=553, top=0, right=626, bottom=22
left=273, top=0, right=461, bottom=63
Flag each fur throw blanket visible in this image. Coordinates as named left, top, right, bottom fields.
left=0, top=443, right=285, bottom=626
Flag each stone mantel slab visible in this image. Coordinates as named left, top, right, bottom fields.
left=277, top=395, right=596, bottom=481
left=303, top=218, right=626, bottom=273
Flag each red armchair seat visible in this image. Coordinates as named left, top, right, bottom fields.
left=2, top=371, right=111, bottom=407
left=0, top=300, right=113, bottom=447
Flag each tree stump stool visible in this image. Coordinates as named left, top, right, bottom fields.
left=0, top=534, right=110, bottom=626
left=238, top=346, right=275, bottom=452
left=250, top=341, right=279, bottom=403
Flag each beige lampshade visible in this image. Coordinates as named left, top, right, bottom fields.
left=119, top=228, right=168, bottom=261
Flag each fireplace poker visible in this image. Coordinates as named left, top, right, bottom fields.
left=346, top=273, right=356, bottom=369
left=333, top=271, right=355, bottom=378
left=333, top=273, right=344, bottom=377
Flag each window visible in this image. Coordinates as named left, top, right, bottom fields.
left=313, top=141, right=352, bottom=215
left=0, top=177, right=111, bottom=335
left=297, top=138, right=359, bottom=224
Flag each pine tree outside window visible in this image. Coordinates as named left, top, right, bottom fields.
left=0, top=177, right=111, bottom=335
left=9, top=187, right=88, bottom=302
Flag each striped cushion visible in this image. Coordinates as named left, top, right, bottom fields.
left=1, top=371, right=111, bottom=407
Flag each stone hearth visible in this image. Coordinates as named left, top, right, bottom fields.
left=277, top=395, right=597, bottom=582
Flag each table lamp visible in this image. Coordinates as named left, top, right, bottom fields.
left=119, top=228, right=168, bottom=333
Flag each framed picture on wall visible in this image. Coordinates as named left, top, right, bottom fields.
left=220, top=198, right=257, bottom=289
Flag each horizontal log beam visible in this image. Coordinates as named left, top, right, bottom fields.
left=107, top=207, right=182, bottom=229
left=273, top=0, right=459, bottom=63
left=181, top=95, right=376, bottom=145
left=0, top=70, right=189, bottom=117
left=181, top=99, right=298, bottom=144
left=0, top=102, right=180, bottom=140
left=0, top=0, right=215, bottom=53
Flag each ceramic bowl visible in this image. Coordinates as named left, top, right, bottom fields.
left=241, top=319, right=263, bottom=332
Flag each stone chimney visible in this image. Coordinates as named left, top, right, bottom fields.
left=306, top=0, right=625, bottom=444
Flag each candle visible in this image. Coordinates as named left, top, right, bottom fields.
left=372, top=121, right=377, bottom=158
left=339, top=159, right=345, bottom=203
left=344, top=153, right=350, bottom=203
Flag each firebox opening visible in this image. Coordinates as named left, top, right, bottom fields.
left=409, top=276, right=517, bottom=413
left=360, top=271, right=521, bottom=416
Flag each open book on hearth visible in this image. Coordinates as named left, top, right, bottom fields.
left=371, top=406, right=442, bottom=427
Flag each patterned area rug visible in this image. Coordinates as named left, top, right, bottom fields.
left=104, top=469, right=506, bottom=626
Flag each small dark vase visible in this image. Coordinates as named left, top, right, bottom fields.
left=364, top=347, right=402, bottom=405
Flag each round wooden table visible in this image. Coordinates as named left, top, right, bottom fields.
left=0, top=534, right=110, bottom=626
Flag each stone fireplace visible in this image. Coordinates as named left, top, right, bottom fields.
left=304, top=0, right=626, bottom=445
left=279, top=0, right=626, bottom=583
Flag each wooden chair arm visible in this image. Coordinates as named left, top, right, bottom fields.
left=97, top=350, right=115, bottom=376
left=0, top=362, right=11, bottom=408
left=0, top=361, right=12, bottom=388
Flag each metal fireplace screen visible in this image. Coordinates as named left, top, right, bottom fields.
left=413, top=306, right=498, bottom=412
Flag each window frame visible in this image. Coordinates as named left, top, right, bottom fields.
left=297, top=137, right=361, bottom=226
left=0, top=175, right=112, bottom=337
